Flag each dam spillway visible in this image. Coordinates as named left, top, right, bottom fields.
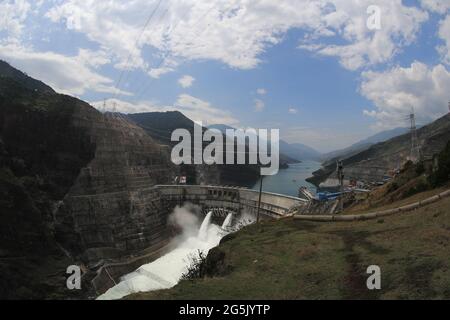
left=61, top=185, right=307, bottom=262
left=59, top=185, right=307, bottom=295
left=97, top=209, right=251, bottom=300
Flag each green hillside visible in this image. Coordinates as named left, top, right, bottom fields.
left=129, top=191, right=450, bottom=300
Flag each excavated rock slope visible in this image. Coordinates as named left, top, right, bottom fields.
left=0, top=61, right=174, bottom=298
left=57, top=108, right=176, bottom=263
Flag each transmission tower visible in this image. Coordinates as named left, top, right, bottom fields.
left=409, top=108, right=421, bottom=163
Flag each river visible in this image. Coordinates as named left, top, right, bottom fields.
left=252, top=160, right=321, bottom=198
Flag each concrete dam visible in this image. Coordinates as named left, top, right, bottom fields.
left=60, top=184, right=307, bottom=295
left=62, top=185, right=306, bottom=262
left=33, top=107, right=306, bottom=296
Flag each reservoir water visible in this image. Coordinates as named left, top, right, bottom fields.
left=252, top=160, right=321, bottom=198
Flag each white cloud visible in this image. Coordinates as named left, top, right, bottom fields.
left=0, top=0, right=31, bottom=40
left=77, top=48, right=111, bottom=68
left=178, top=75, right=195, bottom=88
left=46, top=1, right=150, bottom=71
left=148, top=66, right=175, bottom=79
left=44, top=0, right=428, bottom=76
left=300, top=0, right=428, bottom=71
left=0, top=43, right=129, bottom=96
left=175, top=94, right=238, bottom=125
left=91, top=94, right=238, bottom=126
left=254, top=99, right=265, bottom=112
left=361, top=62, right=450, bottom=129
left=257, top=88, right=267, bottom=95
left=438, top=14, right=450, bottom=65
left=288, top=108, right=298, bottom=114
left=420, top=0, right=450, bottom=14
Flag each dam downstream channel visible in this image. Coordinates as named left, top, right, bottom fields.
left=98, top=209, right=254, bottom=300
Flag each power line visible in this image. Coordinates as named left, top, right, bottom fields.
left=110, top=0, right=164, bottom=102
left=134, top=1, right=238, bottom=101
left=132, top=5, right=195, bottom=99
left=120, top=6, right=170, bottom=94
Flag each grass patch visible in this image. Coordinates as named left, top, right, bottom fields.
left=127, top=195, right=450, bottom=300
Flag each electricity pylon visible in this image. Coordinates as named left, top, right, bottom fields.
left=409, top=108, right=421, bottom=163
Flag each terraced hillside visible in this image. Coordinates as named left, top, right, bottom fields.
left=0, top=61, right=175, bottom=299
left=308, top=114, right=450, bottom=186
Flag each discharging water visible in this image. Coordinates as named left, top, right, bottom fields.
left=98, top=209, right=252, bottom=300
left=221, top=213, right=233, bottom=229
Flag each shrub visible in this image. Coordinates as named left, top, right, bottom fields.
left=181, top=247, right=230, bottom=280
left=182, top=250, right=207, bottom=280
left=387, top=182, right=399, bottom=193
left=415, top=162, right=425, bottom=175
left=402, top=160, right=414, bottom=173
left=403, top=181, right=429, bottom=198
left=429, top=141, right=450, bottom=187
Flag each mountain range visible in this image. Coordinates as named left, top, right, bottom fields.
left=321, top=127, right=410, bottom=163
left=128, top=112, right=263, bottom=185
left=208, top=124, right=321, bottom=162
left=208, top=124, right=412, bottom=164
left=308, top=115, right=450, bottom=186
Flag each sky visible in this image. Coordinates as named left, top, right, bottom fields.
left=0, top=0, right=449, bottom=152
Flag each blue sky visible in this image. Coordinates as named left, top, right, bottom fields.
left=0, top=0, right=449, bottom=152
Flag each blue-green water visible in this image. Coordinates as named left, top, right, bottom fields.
left=252, top=160, right=321, bottom=198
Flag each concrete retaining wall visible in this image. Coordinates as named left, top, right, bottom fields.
left=92, top=240, right=170, bottom=295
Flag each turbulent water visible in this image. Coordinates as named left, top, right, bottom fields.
left=98, top=210, right=250, bottom=300
left=252, top=160, right=321, bottom=197
left=198, top=211, right=213, bottom=241
left=221, top=213, right=233, bottom=229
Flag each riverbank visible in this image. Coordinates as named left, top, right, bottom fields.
left=252, top=161, right=321, bottom=198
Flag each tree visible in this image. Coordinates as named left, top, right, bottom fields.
left=430, top=141, right=450, bottom=187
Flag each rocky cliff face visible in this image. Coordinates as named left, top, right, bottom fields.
left=0, top=61, right=175, bottom=298
left=56, top=109, right=176, bottom=264
left=0, top=67, right=96, bottom=299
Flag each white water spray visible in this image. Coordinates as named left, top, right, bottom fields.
left=98, top=207, right=248, bottom=300
left=221, top=213, right=233, bottom=229
left=198, top=211, right=212, bottom=241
